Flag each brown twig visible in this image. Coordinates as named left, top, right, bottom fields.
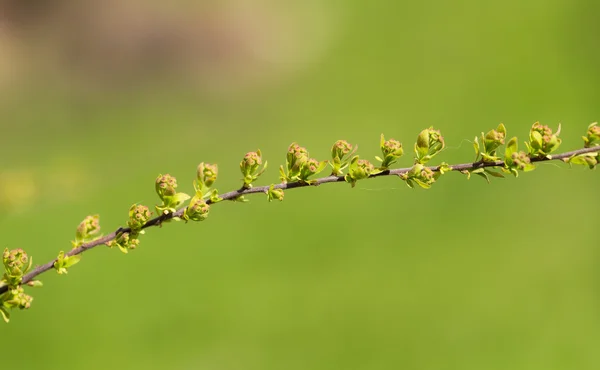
left=1, top=145, right=597, bottom=295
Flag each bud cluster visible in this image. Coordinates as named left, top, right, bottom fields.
left=156, top=174, right=178, bottom=198
left=74, top=215, right=101, bottom=246
left=344, top=156, right=376, bottom=187
left=155, top=174, right=190, bottom=215
left=474, top=123, right=506, bottom=162
left=53, top=250, right=81, bottom=274
left=128, top=204, right=152, bottom=231
left=2, top=248, right=32, bottom=291
left=330, top=140, right=356, bottom=175
left=526, top=122, right=562, bottom=158
left=503, top=137, right=535, bottom=177
left=183, top=196, right=210, bottom=222
left=415, top=127, right=445, bottom=164
left=0, top=285, right=33, bottom=323
left=0, top=247, right=39, bottom=322
left=107, top=232, right=140, bottom=254
left=198, top=163, right=218, bottom=188
left=399, top=164, right=439, bottom=189
left=267, top=184, right=284, bottom=202
left=240, top=150, right=267, bottom=188
left=565, top=125, right=599, bottom=168
left=581, top=122, right=600, bottom=167
left=376, top=134, right=404, bottom=169
left=280, top=143, right=326, bottom=184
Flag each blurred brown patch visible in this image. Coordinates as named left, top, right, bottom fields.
left=0, top=0, right=339, bottom=99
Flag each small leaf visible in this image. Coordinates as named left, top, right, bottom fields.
left=497, top=123, right=507, bottom=136
left=412, top=179, right=431, bottom=189
left=25, top=256, right=33, bottom=274
left=315, top=161, right=328, bottom=175
left=484, top=169, right=505, bottom=178
left=279, top=165, right=287, bottom=183
left=530, top=130, right=543, bottom=150
left=171, top=192, right=191, bottom=205
left=0, top=307, right=9, bottom=323
left=64, top=255, right=81, bottom=269
left=438, top=162, right=452, bottom=174
left=255, top=160, right=268, bottom=177
left=209, top=190, right=223, bottom=203
left=522, top=163, right=536, bottom=172
left=474, top=172, right=490, bottom=184
left=505, top=137, right=518, bottom=162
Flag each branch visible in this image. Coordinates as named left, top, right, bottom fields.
left=1, top=144, right=597, bottom=296
left=1, top=122, right=599, bottom=324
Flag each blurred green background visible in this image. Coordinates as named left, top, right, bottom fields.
left=1, top=0, right=599, bottom=369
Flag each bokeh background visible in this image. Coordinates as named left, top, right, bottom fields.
left=1, top=0, right=599, bottom=369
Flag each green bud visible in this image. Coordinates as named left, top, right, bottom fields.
left=438, top=162, right=453, bottom=174
left=526, top=122, right=562, bottom=157
left=106, top=232, right=140, bottom=254
left=418, top=167, right=436, bottom=187
left=4, top=286, right=33, bottom=310
left=267, top=184, right=284, bottom=202
left=0, top=283, right=33, bottom=323
left=197, top=163, right=218, bottom=188
left=503, top=137, right=533, bottom=176
left=299, top=158, right=327, bottom=182
left=287, top=143, right=309, bottom=172
left=240, top=151, right=262, bottom=176
left=53, top=251, right=81, bottom=274
left=130, top=237, right=140, bottom=249
left=26, top=280, right=43, bottom=288
left=416, top=130, right=429, bottom=156
left=128, top=204, right=152, bottom=231
left=1, top=285, right=33, bottom=321
left=504, top=150, right=535, bottom=177
left=414, top=128, right=445, bottom=164
left=344, top=156, right=375, bottom=187
left=399, top=164, right=437, bottom=189
left=511, top=151, right=533, bottom=170
left=184, top=196, right=210, bottom=222
left=240, top=150, right=267, bottom=188
left=2, top=248, right=32, bottom=288
left=354, top=159, right=375, bottom=179
left=303, top=158, right=319, bottom=175
left=281, top=143, right=312, bottom=182
left=2, top=248, right=29, bottom=276
left=377, top=134, right=404, bottom=169
left=480, top=123, right=506, bottom=161
left=382, top=138, right=403, bottom=158
left=331, top=140, right=353, bottom=161
left=583, top=122, right=600, bottom=148
left=155, top=174, right=178, bottom=199
left=75, top=215, right=101, bottom=244
left=155, top=174, right=190, bottom=214
left=329, top=140, right=356, bottom=176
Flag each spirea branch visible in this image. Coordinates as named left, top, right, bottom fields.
left=1, top=122, right=599, bottom=322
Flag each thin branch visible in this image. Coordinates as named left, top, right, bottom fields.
left=1, top=145, right=598, bottom=295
